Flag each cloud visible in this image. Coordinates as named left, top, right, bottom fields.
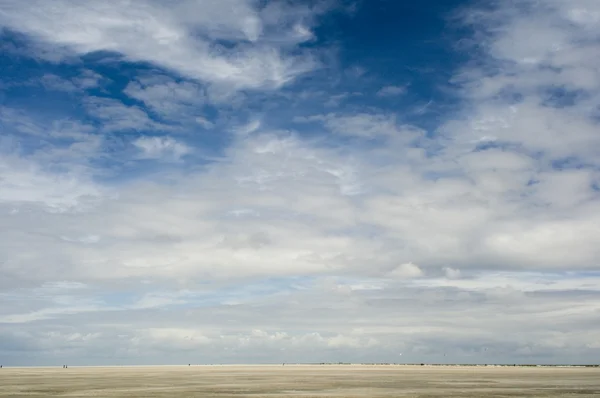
left=133, top=136, right=190, bottom=161
left=124, top=76, right=205, bottom=120
left=448, top=0, right=600, bottom=165
left=84, top=97, right=161, bottom=132
left=388, top=263, right=424, bottom=279
left=1, top=0, right=600, bottom=366
left=295, top=112, right=423, bottom=141
left=0, top=154, right=104, bottom=212
left=324, top=92, right=362, bottom=107
left=37, top=74, right=79, bottom=92
left=376, top=85, right=407, bottom=97
left=2, top=270, right=600, bottom=364
left=321, top=113, right=397, bottom=137
left=34, top=70, right=103, bottom=92
left=138, top=328, right=212, bottom=350
left=195, top=116, right=214, bottom=129
left=0, top=0, right=326, bottom=91
left=443, top=267, right=461, bottom=279
left=233, top=119, right=262, bottom=137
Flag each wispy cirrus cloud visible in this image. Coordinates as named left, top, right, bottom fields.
left=133, top=136, right=190, bottom=161
left=124, top=76, right=205, bottom=121
left=0, top=0, right=327, bottom=92
left=376, top=85, right=407, bottom=97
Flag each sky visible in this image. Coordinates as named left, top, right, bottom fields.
left=0, top=0, right=599, bottom=366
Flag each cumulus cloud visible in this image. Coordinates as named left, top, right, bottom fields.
left=388, top=263, right=424, bottom=279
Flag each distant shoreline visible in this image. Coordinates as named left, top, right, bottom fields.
left=2, top=363, right=599, bottom=369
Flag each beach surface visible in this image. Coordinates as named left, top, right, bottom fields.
left=1, top=365, right=599, bottom=397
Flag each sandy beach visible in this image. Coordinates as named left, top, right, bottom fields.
left=1, top=365, right=599, bottom=397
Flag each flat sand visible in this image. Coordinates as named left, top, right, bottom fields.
left=1, top=365, right=599, bottom=397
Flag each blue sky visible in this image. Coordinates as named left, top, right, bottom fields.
left=1, top=0, right=600, bottom=366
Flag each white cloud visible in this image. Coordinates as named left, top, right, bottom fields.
left=324, top=92, right=362, bottom=107
left=388, top=263, right=424, bottom=279
left=2, top=0, right=600, bottom=365
left=195, top=116, right=214, bottom=129
left=449, top=0, right=600, bottom=164
left=133, top=136, right=190, bottom=161
left=3, top=269, right=600, bottom=364
left=124, top=77, right=205, bottom=119
left=376, top=85, right=407, bottom=97
left=138, top=328, right=212, bottom=350
left=327, top=334, right=361, bottom=348
left=35, top=70, right=104, bottom=92
left=323, top=113, right=396, bottom=137
left=0, top=155, right=104, bottom=212
left=84, top=97, right=161, bottom=132
left=73, top=69, right=104, bottom=89
left=296, top=112, right=423, bottom=141
left=0, top=0, right=325, bottom=91
left=443, top=267, right=461, bottom=279
left=38, top=74, right=79, bottom=92
left=233, top=119, right=262, bottom=137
